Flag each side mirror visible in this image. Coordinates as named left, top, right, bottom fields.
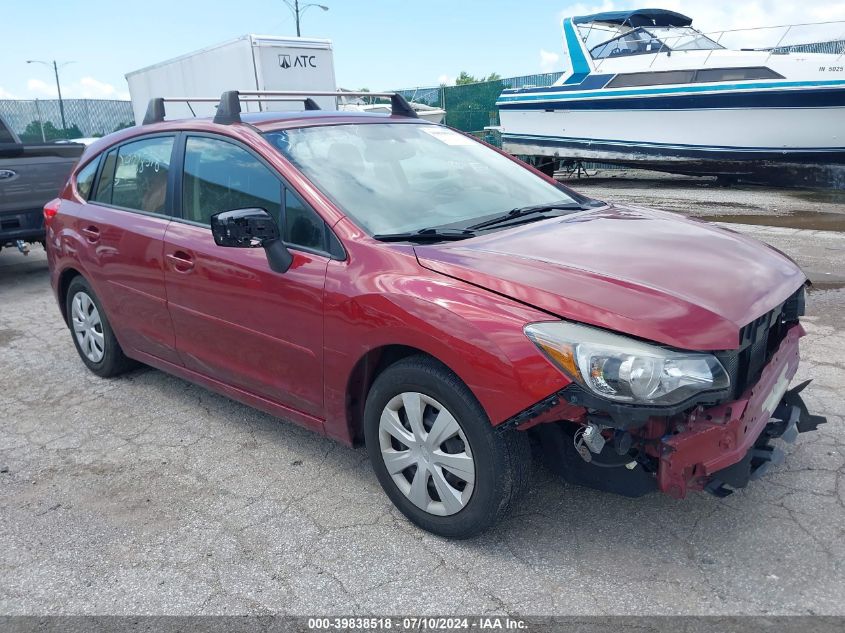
left=211, top=208, right=279, bottom=247
left=210, top=208, right=293, bottom=273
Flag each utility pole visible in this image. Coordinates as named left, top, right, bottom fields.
left=33, top=99, right=46, bottom=142
left=52, top=60, right=67, bottom=134
left=283, top=0, right=329, bottom=37
left=26, top=59, right=74, bottom=137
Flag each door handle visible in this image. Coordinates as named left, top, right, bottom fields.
left=80, top=225, right=100, bottom=242
left=166, top=251, right=195, bottom=272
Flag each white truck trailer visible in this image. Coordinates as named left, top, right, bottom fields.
left=126, top=35, right=336, bottom=123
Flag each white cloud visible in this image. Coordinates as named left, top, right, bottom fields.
left=0, top=86, right=16, bottom=99
left=23, top=76, right=130, bottom=101
left=77, top=76, right=129, bottom=100
left=437, top=74, right=455, bottom=86
left=27, top=78, right=57, bottom=97
left=539, top=49, right=561, bottom=72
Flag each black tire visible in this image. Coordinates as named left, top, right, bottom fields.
left=364, top=355, right=531, bottom=538
left=65, top=275, right=135, bottom=378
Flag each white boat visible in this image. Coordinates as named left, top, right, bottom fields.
left=497, top=8, right=845, bottom=186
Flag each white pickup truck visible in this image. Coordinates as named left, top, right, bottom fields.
left=0, top=114, right=84, bottom=254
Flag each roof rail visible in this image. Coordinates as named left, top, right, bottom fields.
left=142, top=95, right=324, bottom=125
left=142, top=90, right=419, bottom=126
left=213, top=90, right=419, bottom=124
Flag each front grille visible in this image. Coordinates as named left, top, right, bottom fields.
left=716, top=285, right=805, bottom=399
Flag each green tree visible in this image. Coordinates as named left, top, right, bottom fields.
left=455, top=71, right=478, bottom=85
left=18, top=120, right=83, bottom=142
left=445, top=72, right=505, bottom=133
left=454, top=71, right=502, bottom=86
left=111, top=120, right=135, bottom=133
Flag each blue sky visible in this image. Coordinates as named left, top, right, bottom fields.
left=3, top=0, right=844, bottom=100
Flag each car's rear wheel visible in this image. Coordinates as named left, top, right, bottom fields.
left=65, top=276, right=135, bottom=377
left=364, top=355, right=531, bottom=538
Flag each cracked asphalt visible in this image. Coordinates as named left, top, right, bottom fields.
left=1, top=230, right=843, bottom=616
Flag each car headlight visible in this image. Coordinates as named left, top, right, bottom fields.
left=524, top=321, right=730, bottom=406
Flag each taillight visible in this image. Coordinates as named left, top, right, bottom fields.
left=43, top=199, right=61, bottom=221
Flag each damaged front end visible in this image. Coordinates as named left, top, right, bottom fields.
left=511, top=286, right=827, bottom=499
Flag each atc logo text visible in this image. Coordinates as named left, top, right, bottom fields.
left=279, top=54, right=317, bottom=69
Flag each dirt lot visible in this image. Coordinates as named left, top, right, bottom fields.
left=1, top=185, right=844, bottom=614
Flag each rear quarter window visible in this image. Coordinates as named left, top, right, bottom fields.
left=75, top=158, right=100, bottom=200
left=92, top=150, right=118, bottom=203
left=0, top=119, right=16, bottom=144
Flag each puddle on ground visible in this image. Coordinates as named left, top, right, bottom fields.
left=0, top=329, right=22, bottom=347
left=788, top=190, right=845, bottom=205
left=808, top=280, right=845, bottom=291
left=704, top=210, right=845, bottom=232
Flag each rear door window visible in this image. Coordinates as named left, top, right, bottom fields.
left=111, top=136, right=175, bottom=214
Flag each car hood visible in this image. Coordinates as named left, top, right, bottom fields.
left=414, top=205, right=806, bottom=350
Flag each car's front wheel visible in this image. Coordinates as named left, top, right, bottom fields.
left=364, top=355, right=531, bottom=538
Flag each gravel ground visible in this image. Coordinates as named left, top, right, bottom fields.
left=1, top=226, right=844, bottom=615
left=562, top=170, right=845, bottom=223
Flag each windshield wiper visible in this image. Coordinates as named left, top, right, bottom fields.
left=373, top=227, right=476, bottom=243
left=466, top=201, right=596, bottom=231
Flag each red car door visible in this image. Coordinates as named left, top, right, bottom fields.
left=74, top=135, right=180, bottom=364
left=162, top=134, right=331, bottom=421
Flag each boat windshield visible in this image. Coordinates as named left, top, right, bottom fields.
left=584, top=25, right=723, bottom=59
left=645, top=27, right=723, bottom=51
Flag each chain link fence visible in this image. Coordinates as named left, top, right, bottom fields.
left=397, top=71, right=564, bottom=137
left=0, top=99, right=135, bottom=141
left=772, top=38, right=845, bottom=54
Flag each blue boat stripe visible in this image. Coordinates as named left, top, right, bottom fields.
left=497, top=86, right=845, bottom=110
left=496, top=79, right=845, bottom=104
left=501, top=74, right=615, bottom=95
left=562, top=18, right=591, bottom=80
left=501, top=133, right=845, bottom=153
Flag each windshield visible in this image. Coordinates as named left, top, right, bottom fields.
left=645, top=27, right=722, bottom=51
left=264, top=123, right=577, bottom=235
left=587, top=25, right=722, bottom=59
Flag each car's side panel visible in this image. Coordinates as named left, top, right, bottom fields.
left=321, top=218, right=577, bottom=445
left=162, top=221, right=328, bottom=424
left=47, top=189, right=180, bottom=365
left=129, top=346, right=325, bottom=433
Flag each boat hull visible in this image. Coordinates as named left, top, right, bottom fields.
left=499, top=89, right=845, bottom=187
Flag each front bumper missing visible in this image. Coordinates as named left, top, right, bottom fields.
left=657, top=324, right=827, bottom=499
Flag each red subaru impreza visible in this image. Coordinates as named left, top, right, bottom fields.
left=45, top=91, right=825, bottom=538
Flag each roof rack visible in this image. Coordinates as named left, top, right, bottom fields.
left=143, top=97, right=216, bottom=125
left=142, top=94, right=323, bottom=125
left=142, top=90, right=419, bottom=126
left=214, top=90, right=418, bottom=124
